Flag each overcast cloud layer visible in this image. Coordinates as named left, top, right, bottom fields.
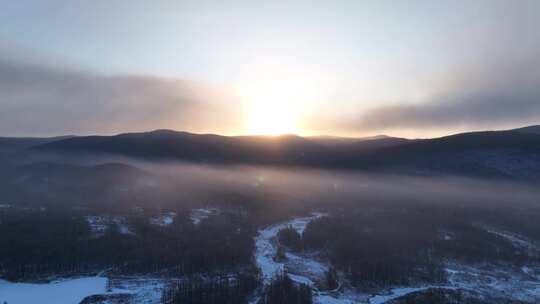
left=357, top=59, right=540, bottom=134
left=0, top=58, right=243, bottom=137
left=2, top=54, right=540, bottom=137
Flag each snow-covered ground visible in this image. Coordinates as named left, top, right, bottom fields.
left=149, top=212, right=176, bottom=226
left=0, top=275, right=174, bottom=304
left=369, top=287, right=437, bottom=304
left=364, top=261, right=540, bottom=304
left=106, top=277, right=169, bottom=304
left=190, top=208, right=220, bottom=225
left=85, top=215, right=133, bottom=236
left=252, top=213, right=540, bottom=304
left=370, top=226, right=540, bottom=303
left=252, top=212, right=369, bottom=304
left=0, top=277, right=107, bottom=304
left=445, top=263, right=540, bottom=303
left=364, top=242, right=540, bottom=304
left=254, top=212, right=326, bottom=286
left=484, top=226, right=539, bottom=254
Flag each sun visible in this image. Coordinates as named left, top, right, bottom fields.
left=247, top=95, right=299, bottom=136
left=239, top=78, right=307, bottom=136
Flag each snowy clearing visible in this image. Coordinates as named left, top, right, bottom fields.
left=0, top=274, right=171, bottom=304
left=445, top=263, right=540, bottom=303
left=0, top=277, right=106, bottom=304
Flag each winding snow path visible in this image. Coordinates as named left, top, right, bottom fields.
left=253, top=213, right=366, bottom=304
left=254, top=212, right=326, bottom=285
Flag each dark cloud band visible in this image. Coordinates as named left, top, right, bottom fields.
left=357, top=60, right=540, bottom=132
left=0, top=59, right=242, bottom=136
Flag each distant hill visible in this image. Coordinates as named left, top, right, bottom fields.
left=308, top=134, right=409, bottom=147
left=28, top=124, right=540, bottom=179
left=0, top=136, right=73, bottom=153
left=31, top=130, right=415, bottom=167
left=511, top=125, right=540, bottom=135
left=356, top=130, right=540, bottom=178
left=32, top=130, right=338, bottom=166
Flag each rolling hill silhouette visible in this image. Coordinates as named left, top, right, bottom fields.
left=29, top=125, right=540, bottom=179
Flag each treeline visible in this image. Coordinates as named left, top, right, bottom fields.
left=0, top=208, right=255, bottom=281
left=302, top=212, right=446, bottom=288
left=277, top=226, right=302, bottom=250
left=258, top=274, right=312, bottom=304
left=161, top=272, right=259, bottom=304
left=160, top=272, right=312, bottom=304
left=388, top=287, right=493, bottom=304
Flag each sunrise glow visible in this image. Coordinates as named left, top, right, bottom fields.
left=239, top=76, right=316, bottom=135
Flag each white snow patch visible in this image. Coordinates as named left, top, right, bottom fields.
left=521, top=265, right=540, bottom=279
left=285, top=251, right=328, bottom=285
left=438, top=230, right=454, bottom=241
left=190, top=208, right=219, bottom=225
left=445, top=262, right=540, bottom=302
left=85, top=216, right=133, bottom=236
left=315, top=294, right=356, bottom=304
left=368, top=285, right=460, bottom=304
left=289, top=274, right=316, bottom=286
left=484, top=227, right=539, bottom=253
left=109, top=278, right=168, bottom=304
left=86, top=216, right=109, bottom=235
left=314, top=289, right=368, bottom=304
left=522, top=266, right=532, bottom=275
left=369, top=287, right=431, bottom=304
left=0, top=277, right=107, bottom=304
left=149, top=212, right=176, bottom=226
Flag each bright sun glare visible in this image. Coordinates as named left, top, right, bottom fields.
left=239, top=78, right=310, bottom=136
left=248, top=97, right=298, bottom=136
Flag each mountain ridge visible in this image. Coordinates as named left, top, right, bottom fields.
left=25, top=124, right=540, bottom=179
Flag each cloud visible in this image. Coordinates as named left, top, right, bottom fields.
left=0, top=58, right=243, bottom=137
left=3, top=48, right=540, bottom=138
left=356, top=60, right=540, bottom=133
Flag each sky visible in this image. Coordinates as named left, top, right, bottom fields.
left=1, top=0, right=540, bottom=138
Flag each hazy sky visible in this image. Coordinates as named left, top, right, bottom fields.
left=1, top=0, right=540, bottom=137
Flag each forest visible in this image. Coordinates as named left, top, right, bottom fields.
left=0, top=207, right=255, bottom=281
left=1, top=163, right=539, bottom=303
